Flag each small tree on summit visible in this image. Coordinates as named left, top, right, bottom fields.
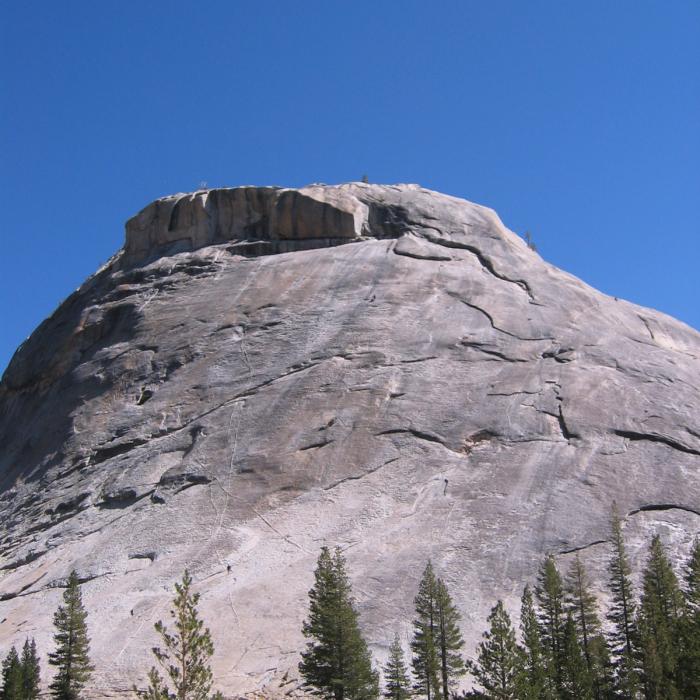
left=299, top=547, right=379, bottom=700
left=136, top=569, right=223, bottom=700
left=48, top=570, right=94, bottom=700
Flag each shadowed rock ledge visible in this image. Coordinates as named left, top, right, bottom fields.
left=125, top=184, right=386, bottom=264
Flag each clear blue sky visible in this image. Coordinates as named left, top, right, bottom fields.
left=1, top=2, right=698, bottom=374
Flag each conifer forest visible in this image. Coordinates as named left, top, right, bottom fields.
left=1, top=504, right=698, bottom=700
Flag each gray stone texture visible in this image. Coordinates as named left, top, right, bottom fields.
left=0, top=183, right=698, bottom=698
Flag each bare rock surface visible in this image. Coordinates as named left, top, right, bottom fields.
left=0, top=183, right=698, bottom=697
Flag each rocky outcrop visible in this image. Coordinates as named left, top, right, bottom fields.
left=123, top=185, right=373, bottom=264
left=0, top=183, right=698, bottom=698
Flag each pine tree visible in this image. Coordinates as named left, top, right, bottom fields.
left=606, top=503, right=640, bottom=698
left=136, top=569, right=223, bottom=700
left=434, top=578, right=465, bottom=699
left=535, top=555, right=565, bottom=693
left=469, top=600, right=522, bottom=700
left=677, top=539, right=700, bottom=699
left=566, top=555, right=611, bottom=699
left=638, top=534, right=684, bottom=700
left=559, top=613, right=593, bottom=700
left=517, top=585, right=549, bottom=700
left=48, top=570, right=94, bottom=700
left=20, top=639, right=40, bottom=700
left=410, top=562, right=441, bottom=700
left=1, top=647, right=23, bottom=700
left=383, top=634, right=411, bottom=700
left=299, top=547, right=379, bottom=700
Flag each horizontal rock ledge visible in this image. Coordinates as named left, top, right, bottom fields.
left=124, top=184, right=375, bottom=265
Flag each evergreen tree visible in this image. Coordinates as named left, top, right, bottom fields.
left=434, top=578, right=466, bottom=699
left=517, top=585, right=549, bottom=700
left=411, top=562, right=440, bottom=700
left=20, top=639, right=40, bottom=700
left=677, top=539, right=700, bottom=699
left=559, top=613, right=593, bottom=700
left=469, top=600, right=522, bottom=700
left=383, top=634, right=411, bottom=700
left=136, top=569, right=223, bottom=700
left=48, top=570, right=94, bottom=700
left=638, top=535, right=684, bottom=700
left=566, top=555, right=612, bottom=699
left=587, top=636, right=614, bottom=700
left=299, top=547, right=379, bottom=700
left=535, top=555, right=565, bottom=693
left=1, top=647, right=23, bottom=700
left=606, top=503, right=640, bottom=698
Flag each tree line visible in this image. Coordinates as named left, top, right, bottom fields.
left=0, top=568, right=222, bottom=700
left=297, top=504, right=699, bottom=700
left=1, top=570, right=93, bottom=700
left=1, top=503, right=698, bottom=699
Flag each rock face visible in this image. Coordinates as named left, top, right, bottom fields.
left=123, top=185, right=372, bottom=264
left=0, top=183, right=698, bottom=698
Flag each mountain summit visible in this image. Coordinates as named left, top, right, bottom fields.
left=1, top=184, right=698, bottom=697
